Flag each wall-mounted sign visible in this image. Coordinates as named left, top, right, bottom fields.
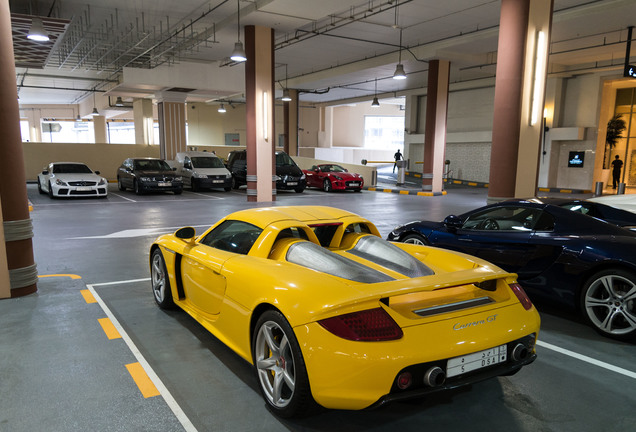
left=625, top=65, right=636, bottom=78
left=568, top=151, right=585, bottom=168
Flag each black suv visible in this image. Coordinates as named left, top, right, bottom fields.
left=226, top=150, right=306, bottom=193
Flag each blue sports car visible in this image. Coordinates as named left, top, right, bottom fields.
left=388, top=200, right=636, bottom=341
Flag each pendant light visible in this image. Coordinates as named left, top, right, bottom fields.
left=393, top=28, right=407, bottom=80
left=218, top=103, right=227, bottom=113
left=371, top=78, right=380, bottom=107
left=230, top=0, right=247, bottom=62
left=27, top=17, right=49, bottom=42
left=91, top=91, right=99, bottom=116
left=281, top=64, right=292, bottom=102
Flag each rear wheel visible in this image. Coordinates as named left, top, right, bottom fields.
left=252, top=310, right=315, bottom=418
left=401, top=233, right=428, bottom=245
left=150, top=248, right=175, bottom=309
left=581, top=269, right=636, bottom=340
left=323, top=179, right=332, bottom=192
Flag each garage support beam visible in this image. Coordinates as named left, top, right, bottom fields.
left=245, top=25, right=275, bottom=202
left=157, top=92, right=187, bottom=161
left=488, top=0, right=554, bottom=201
left=0, top=0, right=37, bottom=298
left=422, top=59, right=450, bottom=194
left=284, top=89, right=299, bottom=156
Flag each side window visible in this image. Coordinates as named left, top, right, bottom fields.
left=463, top=207, right=545, bottom=231
left=200, top=220, right=263, bottom=255
left=275, top=227, right=310, bottom=242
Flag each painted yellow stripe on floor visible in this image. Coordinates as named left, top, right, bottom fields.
left=98, top=317, right=122, bottom=340
left=538, top=187, right=550, bottom=192
left=81, top=289, right=97, bottom=304
left=399, top=190, right=409, bottom=195
left=383, top=188, right=392, bottom=192
left=560, top=189, right=573, bottom=193
left=38, top=274, right=82, bottom=280
left=126, top=362, right=160, bottom=398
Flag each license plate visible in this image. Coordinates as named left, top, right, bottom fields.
left=287, top=182, right=298, bottom=186
left=76, top=187, right=92, bottom=191
left=446, top=344, right=507, bottom=378
left=349, top=182, right=359, bottom=186
left=158, top=182, right=172, bottom=187
left=212, top=180, right=223, bottom=183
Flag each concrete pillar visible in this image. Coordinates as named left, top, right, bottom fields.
left=284, top=89, right=299, bottom=156
left=245, top=25, right=275, bottom=202
left=93, top=115, right=107, bottom=143
left=422, top=60, right=450, bottom=193
left=157, top=92, right=187, bottom=161
left=489, top=0, right=553, bottom=201
left=133, top=98, right=154, bottom=146
left=0, top=0, right=37, bottom=298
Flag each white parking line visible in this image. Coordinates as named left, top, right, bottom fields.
left=537, top=340, right=636, bottom=380
left=88, top=281, right=198, bottom=432
left=110, top=192, right=137, bottom=202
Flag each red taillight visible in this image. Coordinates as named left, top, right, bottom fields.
left=318, top=307, right=403, bottom=341
left=510, top=283, right=533, bottom=310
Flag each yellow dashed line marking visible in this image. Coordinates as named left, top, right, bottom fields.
left=80, top=289, right=97, bottom=304
left=560, top=189, right=573, bottom=193
left=38, top=274, right=82, bottom=280
left=383, top=188, right=392, bottom=192
left=538, top=187, right=550, bottom=192
left=98, top=317, right=122, bottom=340
left=126, top=362, right=160, bottom=398
left=399, top=190, right=409, bottom=195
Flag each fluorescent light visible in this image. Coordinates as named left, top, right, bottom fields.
left=263, top=92, right=268, bottom=140
left=531, top=31, right=547, bottom=126
left=27, top=18, right=49, bottom=42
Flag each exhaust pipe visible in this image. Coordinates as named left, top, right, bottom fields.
left=423, top=366, right=446, bottom=387
left=512, top=343, right=529, bottom=362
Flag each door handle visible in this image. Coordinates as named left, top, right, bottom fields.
left=458, top=238, right=472, bottom=242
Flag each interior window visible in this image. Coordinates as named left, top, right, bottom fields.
left=275, top=227, right=310, bottom=242
left=310, top=223, right=342, bottom=247
left=200, top=220, right=263, bottom=255
left=344, top=223, right=372, bottom=234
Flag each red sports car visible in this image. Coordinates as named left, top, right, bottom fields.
left=303, top=164, right=364, bottom=192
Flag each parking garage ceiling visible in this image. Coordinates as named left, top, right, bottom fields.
left=10, top=0, right=636, bottom=107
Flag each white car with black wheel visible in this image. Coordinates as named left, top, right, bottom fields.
left=37, top=162, right=108, bottom=198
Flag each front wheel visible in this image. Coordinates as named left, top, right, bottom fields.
left=323, top=179, right=332, bottom=192
left=150, top=248, right=175, bottom=309
left=401, top=233, right=428, bottom=245
left=117, top=177, right=126, bottom=191
left=37, top=179, right=45, bottom=194
left=581, top=269, right=636, bottom=340
left=252, top=310, right=316, bottom=418
left=134, top=179, right=143, bottom=195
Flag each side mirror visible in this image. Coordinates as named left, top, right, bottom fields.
left=175, top=227, right=196, bottom=242
left=41, top=170, right=49, bottom=175
left=95, top=170, right=100, bottom=175
left=184, top=162, right=192, bottom=169
left=443, top=215, right=463, bottom=231
left=172, top=167, right=177, bottom=171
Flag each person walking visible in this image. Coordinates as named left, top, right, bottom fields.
left=611, top=154, right=623, bottom=189
left=393, top=149, right=403, bottom=173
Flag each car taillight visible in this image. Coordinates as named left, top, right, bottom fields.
left=509, top=283, right=533, bottom=310
left=318, top=307, right=403, bottom=341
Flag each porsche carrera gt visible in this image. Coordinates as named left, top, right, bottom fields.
left=150, top=206, right=540, bottom=417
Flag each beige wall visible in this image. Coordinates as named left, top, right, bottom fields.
left=23, top=142, right=160, bottom=182
left=332, top=103, right=403, bottom=147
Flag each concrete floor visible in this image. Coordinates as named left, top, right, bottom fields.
left=2, top=181, right=635, bottom=431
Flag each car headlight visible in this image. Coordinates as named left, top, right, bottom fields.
left=226, top=173, right=232, bottom=179
left=54, top=178, right=67, bottom=186
left=274, top=175, right=281, bottom=181
left=174, top=176, right=183, bottom=182
left=139, top=177, right=151, bottom=182
left=300, top=173, right=306, bottom=180
left=98, top=178, right=107, bottom=185
left=194, top=173, right=208, bottom=178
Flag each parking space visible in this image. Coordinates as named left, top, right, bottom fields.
left=5, top=183, right=635, bottom=431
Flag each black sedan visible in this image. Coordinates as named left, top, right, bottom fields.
left=117, top=158, right=183, bottom=195
left=388, top=200, right=636, bottom=341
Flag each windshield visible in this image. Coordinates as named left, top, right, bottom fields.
left=52, top=163, right=92, bottom=174
left=133, top=159, right=171, bottom=171
left=321, top=165, right=346, bottom=173
left=275, top=152, right=296, bottom=167
left=191, top=157, right=225, bottom=169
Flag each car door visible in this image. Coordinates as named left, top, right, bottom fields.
left=180, top=220, right=262, bottom=315
left=437, top=206, right=541, bottom=275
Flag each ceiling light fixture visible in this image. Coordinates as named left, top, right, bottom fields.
left=393, top=28, right=407, bottom=80
left=27, top=17, right=49, bottom=42
left=230, top=0, right=247, bottom=62
left=218, top=103, right=226, bottom=113
left=371, top=78, right=380, bottom=107
left=281, top=64, right=292, bottom=102
left=91, top=91, right=99, bottom=116
left=115, top=96, right=124, bottom=107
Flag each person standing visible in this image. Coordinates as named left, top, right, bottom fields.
left=611, top=154, right=623, bottom=189
left=393, top=149, right=403, bottom=173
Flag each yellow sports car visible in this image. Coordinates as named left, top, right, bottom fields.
left=150, top=206, right=540, bottom=417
